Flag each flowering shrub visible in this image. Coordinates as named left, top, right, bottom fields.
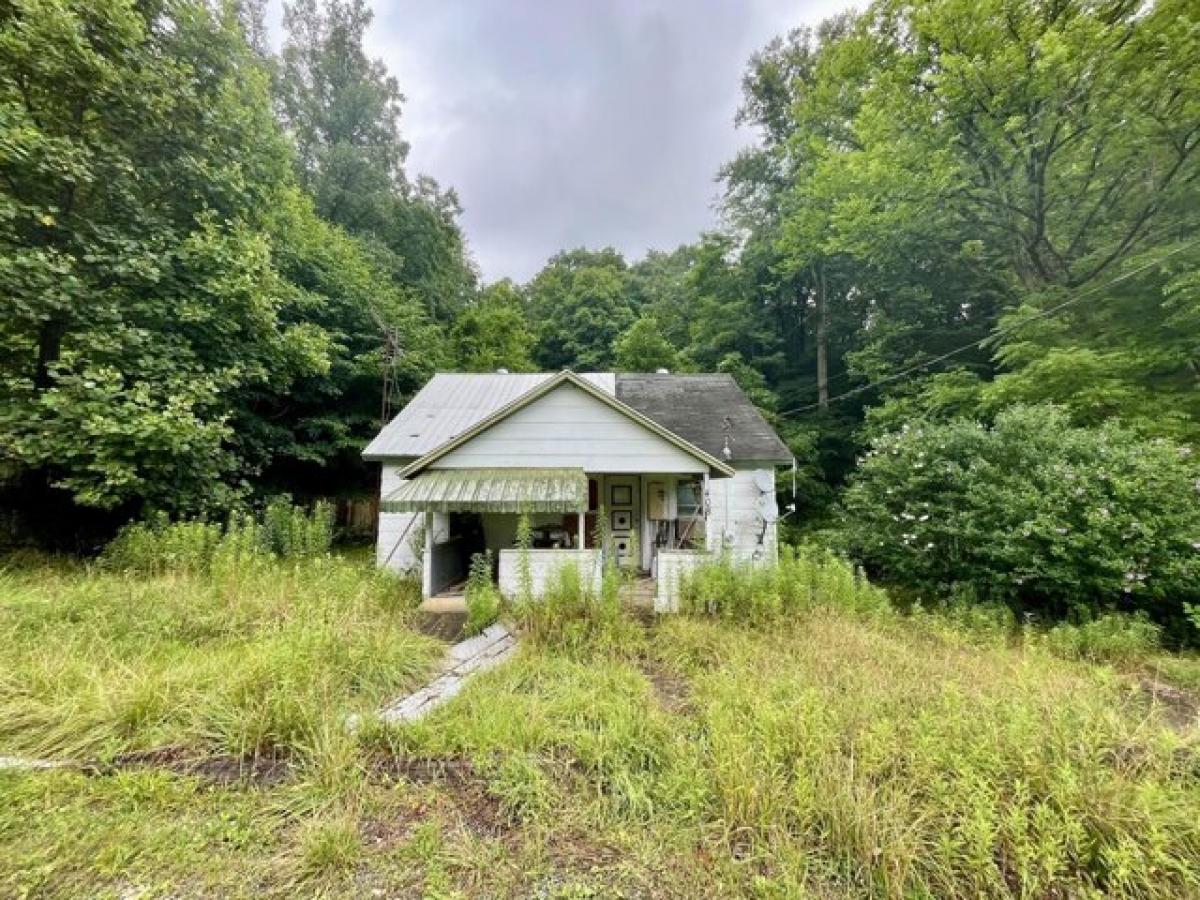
left=839, top=405, right=1200, bottom=633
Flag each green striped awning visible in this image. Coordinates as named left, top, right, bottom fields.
left=381, top=468, right=588, bottom=514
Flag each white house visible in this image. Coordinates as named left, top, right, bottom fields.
left=362, top=370, right=793, bottom=611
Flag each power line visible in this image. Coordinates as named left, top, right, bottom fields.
left=775, top=238, right=1200, bottom=419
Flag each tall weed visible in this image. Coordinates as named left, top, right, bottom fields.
left=0, top=556, right=435, bottom=760
left=1038, top=613, right=1163, bottom=664
left=513, top=561, right=634, bottom=653
left=464, top=550, right=501, bottom=636
left=103, top=501, right=334, bottom=575
left=678, top=545, right=891, bottom=623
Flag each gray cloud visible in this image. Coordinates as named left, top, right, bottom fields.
left=284, top=1, right=856, bottom=282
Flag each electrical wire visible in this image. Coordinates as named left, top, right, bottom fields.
left=774, top=237, right=1200, bottom=419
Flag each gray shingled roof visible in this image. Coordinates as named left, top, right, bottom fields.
left=616, top=373, right=791, bottom=463
left=363, top=371, right=791, bottom=464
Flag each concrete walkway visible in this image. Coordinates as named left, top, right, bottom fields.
left=377, top=623, right=517, bottom=725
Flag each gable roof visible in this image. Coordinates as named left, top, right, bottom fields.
left=394, top=370, right=737, bottom=479
left=363, top=370, right=793, bottom=468
left=616, top=373, right=791, bottom=463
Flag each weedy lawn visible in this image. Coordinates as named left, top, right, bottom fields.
left=1, top=553, right=1199, bottom=898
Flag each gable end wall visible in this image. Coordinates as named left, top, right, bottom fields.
left=430, top=382, right=707, bottom=473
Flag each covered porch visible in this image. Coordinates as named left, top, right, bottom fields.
left=380, top=467, right=711, bottom=600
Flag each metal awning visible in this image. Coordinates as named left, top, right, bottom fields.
left=381, top=468, right=588, bottom=514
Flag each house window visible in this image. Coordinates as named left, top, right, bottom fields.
left=675, top=478, right=705, bottom=549
left=676, top=480, right=701, bottom=518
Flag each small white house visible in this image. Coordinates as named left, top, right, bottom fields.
left=362, top=370, right=793, bottom=611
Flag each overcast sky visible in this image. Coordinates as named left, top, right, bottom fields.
left=271, top=1, right=855, bottom=283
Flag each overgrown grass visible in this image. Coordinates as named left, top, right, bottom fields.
left=0, top=553, right=438, bottom=761
left=384, top=606, right=1200, bottom=897
left=4, top=545, right=1200, bottom=897
left=464, top=550, right=501, bottom=636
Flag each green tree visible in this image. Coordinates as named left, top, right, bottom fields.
left=613, top=317, right=683, bottom=372
left=527, top=248, right=635, bottom=370
left=277, top=0, right=475, bottom=320
left=812, top=0, right=1200, bottom=438
left=0, top=0, right=322, bottom=520
left=628, top=246, right=698, bottom=348
left=243, top=189, right=446, bottom=497
left=451, top=280, right=535, bottom=373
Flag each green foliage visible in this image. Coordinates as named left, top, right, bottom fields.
left=390, top=603, right=1200, bottom=897
left=464, top=550, right=501, bottom=637
left=514, top=512, right=534, bottom=605
left=276, top=0, right=474, bottom=320
left=451, top=280, right=536, bottom=372
left=679, top=545, right=891, bottom=624
left=4, top=555, right=1200, bottom=895
left=612, top=316, right=683, bottom=372
left=527, top=248, right=635, bottom=370
left=261, top=498, right=334, bottom=559
left=0, top=0, right=446, bottom=530
left=0, top=0, right=301, bottom=515
left=840, top=405, right=1200, bottom=631
left=102, top=501, right=334, bottom=575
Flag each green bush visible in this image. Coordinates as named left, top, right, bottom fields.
left=678, top=545, right=891, bottom=624
left=839, top=405, right=1200, bottom=632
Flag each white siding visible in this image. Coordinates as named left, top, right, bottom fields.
left=375, top=464, right=421, bottom=574
left=497, top=549, right=602, bottom=597
left=432, top=383, right=707, bottom=474
left=707, top=467, right=778, bottom=560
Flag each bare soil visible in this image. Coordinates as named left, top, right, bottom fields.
left=105, top=746, right=291, bottom=785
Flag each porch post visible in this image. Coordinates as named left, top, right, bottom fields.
left=577, top=504, right=586, bottom=549
left=422, top=511, right=433, bottom=598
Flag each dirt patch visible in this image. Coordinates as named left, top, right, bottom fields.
left=104, top=746, right=291, bottom=785
left=368, top=754, right=509, bottom=839
left=637, top=657, right=692, bottom=714
left=359, top=799, right=428, bottom=850
left=1138, top=677, right=1200, bottom=731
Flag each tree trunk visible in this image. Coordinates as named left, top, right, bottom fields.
left=814, top=262, right=829, bottom=410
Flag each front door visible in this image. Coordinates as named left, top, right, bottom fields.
left=605, top=475, right=639, bottom=570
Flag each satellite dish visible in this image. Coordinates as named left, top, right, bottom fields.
left=756, top=495, right=780, bottom=523
left=752, top=469, right=773, bottom=493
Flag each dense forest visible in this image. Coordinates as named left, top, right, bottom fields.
left=2, top=0, right=1199, bottom=630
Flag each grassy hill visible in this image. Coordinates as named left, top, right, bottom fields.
left=1, top=552, right=1198, bottom=898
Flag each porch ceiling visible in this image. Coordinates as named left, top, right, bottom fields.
left=381, top=467, right=588, bottom=514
